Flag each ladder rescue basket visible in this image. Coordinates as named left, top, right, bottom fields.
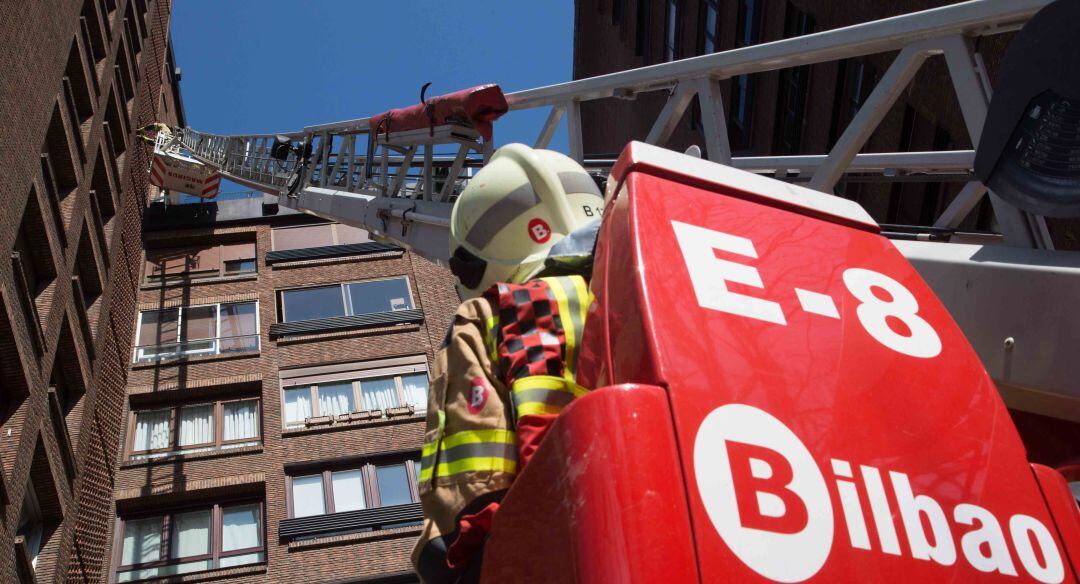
left=146, top=125, right=221, bottom=199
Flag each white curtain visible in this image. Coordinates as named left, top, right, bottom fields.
left=291, top=475, right=325, bottom=517
left=361, top=377, right=398, bottom=411
left=223, top=401, right=258, bottom=442
left=134, top=410, right=170, bottom=452
left=170, top=510, right=210, bottom=559
left=317, top=382, right=354, bottom=417
left=283, top=388, right=312, bottom=424
left=402, top=373, right=429, bottom=411
left=331, top=470, right=365, bottom=512
left=121, top=517, right=162, bottom=565
left=221, top=504, right=260, bottom=552
left=178, top=405, right=214, bottom=447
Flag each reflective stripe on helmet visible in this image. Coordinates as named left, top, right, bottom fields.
left=511, top=375, right=589, bottom=418
left=464, top=183, right=539, bottom=249
left=557, top=171, right=602, bottom=197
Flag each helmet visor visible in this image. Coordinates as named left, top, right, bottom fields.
left=449, top=246, right=488, bottom=292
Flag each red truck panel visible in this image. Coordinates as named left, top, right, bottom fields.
left=482, top=385, right=697, bottom=583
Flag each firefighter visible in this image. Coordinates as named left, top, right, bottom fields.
left=136, top=122, right=172, bottom=144
left=412, top=143, right=604, bottom=583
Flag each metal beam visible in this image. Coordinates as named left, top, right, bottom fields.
left=694, top=78, right=733, bottom=164
left=645, top=83, right=696, bottom=146
left=808, top=44, right=932, bottom=192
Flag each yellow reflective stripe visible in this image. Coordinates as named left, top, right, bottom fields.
left=435, top=456, right=517, bottom=477
left=513, top=375, right=590, bottom=395
left=544, top=277, right=577, bottom=381
left=516, top=402, right=567, bottom=417
left=567, top=276, right=589, bottom=376
left=419, top=410, right=448, bottom=483
left=485, top=315, right=499, bottom=363
left=441, top=428, right=515, bottom=449
left=512, top=375, right=589, bottom=418
left=421, top=427, right=515, bottom=482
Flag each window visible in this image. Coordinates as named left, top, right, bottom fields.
left=728, top=0, right=762, bottom=151
left=128, top=398, right=260, bottom=460
left=115, top=502, right=264, bottom=581
left=278, top=277, right=414, bottom=323
left=17, top=487, right=43, bottom=571
left=282, top=370, right=428, bottom=426
left=271, top=223, right=369, bottom=252
left=145, top=242, right=256, bottom=282
left=288, top=458, right=421, bottom=518
left=772, top=3, right=815, bottom=155
left=635, top=0, right=652, bottom=59
left=701, top=0, right=719, bottom=54
left=664, top=0, right=680, bottom=61
left=133, top=301, right=259, bottom=362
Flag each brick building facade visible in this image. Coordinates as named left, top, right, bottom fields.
left=108, top=194, right=458, bottom=583
left=0, top=0, right=182, bottom=582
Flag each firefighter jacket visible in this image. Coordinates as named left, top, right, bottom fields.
left=412, top=275, right=591, bottom=584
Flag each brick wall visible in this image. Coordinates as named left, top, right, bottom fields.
left=0, top=0, right=179, bottom=583
left=109, top=209, right=458, bottom=583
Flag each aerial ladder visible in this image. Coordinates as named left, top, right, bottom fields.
left=172, top=0, right=1080, bottom=580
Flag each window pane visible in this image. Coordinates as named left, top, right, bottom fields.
left=223, top=258, right=256, bottom=275
left=272, top=224, right=334, bottom=251
left=178, top=404, right=213, bottom=447
left=222, top=504, right=261, bottom=552
left=170, top=510, right=210, bottom=559
left=219, top=552, right=264, bottom=568
left=331, top=470, right=366, bottom=512
left=223, top=400, right=259, bottom=442
left=360, top=376, right=399, bottom=411
left=291, top=475, right=325, bottom=517
left=346, top=278, right=412, bottom=315
left=218, top=302, right=258, bottom=353
left=281, top=286, right=346, bottom=322
left=283, top=388, right=312, bottom=424
left=181, top=305, right=217, bottom=341
left=376, top=464, right=412, bottom=507
left=317, top=382, right=355, bottom=417
left=138, top=308, right=178, bottom=345
left=121, top=516, right=162, bottom=565
left=133, top=409, right=170, bottom=452
left=401, top=373, right=428, bottom=410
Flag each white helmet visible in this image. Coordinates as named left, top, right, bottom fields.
left=448, top=143, right=603, bottom=298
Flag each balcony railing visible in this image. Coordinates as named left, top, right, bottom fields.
left=133, top=334, right=259, bottom=363
left=268, top=309, right=423, bottom=338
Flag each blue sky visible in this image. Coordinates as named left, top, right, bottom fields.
left=171, top=1, right=574, bottom=199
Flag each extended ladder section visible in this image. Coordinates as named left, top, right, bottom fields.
left=178, top=0, right=1080, bottom=415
